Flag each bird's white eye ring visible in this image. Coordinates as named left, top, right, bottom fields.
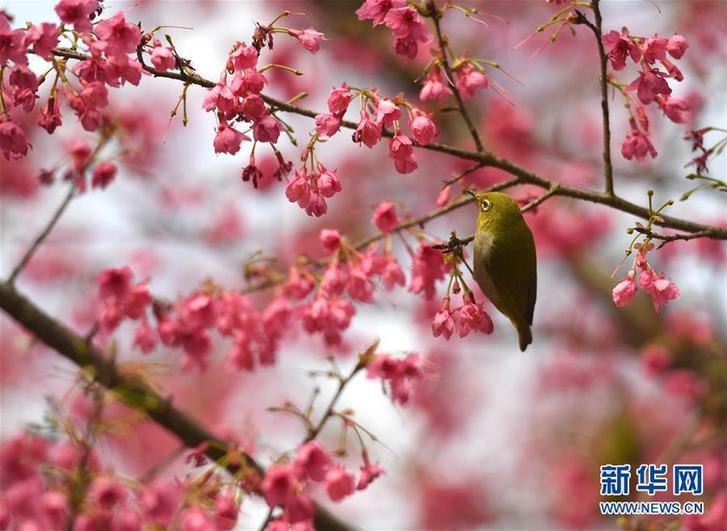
left=481, top=199, right=492, bottom=212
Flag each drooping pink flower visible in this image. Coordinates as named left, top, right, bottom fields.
left=54, top=0, right=99, bottom=33
left=25, top=23, right=60, bottom=60
left=612, top=270, right=637, bottom=307
left=409, top=242, right=446, bottom=299
left=410, top=110, right=437, bottom=145
left=432, top=299, right=455, bottom=340
left=666, top=34, right=688, bottom=59
left=315, top=113, right=342, bottom=138
left=228, top=41, right=258, bottom=72
left=91, top=162, right=117, bottom=189
left=69, top=140, right=93, bottom=173
left=327, top=83, right=352, bottom=115
left=214, top=493, right=238, bottom=530
left=372, top=201, right=400, bottom=233
left=388, top=132, right=413, bottom=160
left=214, top=124, right=248, bottom=155
left=285, top=169, right=311, bottom=206
left=89, top=477, right=126, bottom=509
left=627, top=69, right=671, bottom=105
left=394, top=35, right=418, bottom=59
left=133, top=318, right=156, bottom=353
left=357, top=451, right=384, bottom=490
left=0, top=119, right=31, bottom=161
left=295, top=442, right=333, bottom=482
left=95, top=12, right=141, bottom=58
left=290, top=28, right=326, bottom=53
left=602, top=30, right=641, bottom=70
left=354, top=112, right=382, bottom=147
left=317, top=166, right=342, bottom=198
left=640, top=36, right=668, bottom=64
left=319, top=229, right=342, bottom=253
left=241, top=94, right=267, bottom=121
left=647, top=275, right=680, bottom=313
left=252, top=115, right=281, bottom=143
left=356, top=0, right=405, bottom=26
left=419, top=68, right=452, bottom=102
left=367, top=353, right=422, bottom=405
left=457, top=294, right=494, bottom=337
left=38, top=98, right=62, bottom=134
left=394, top=154, right=417, bottom=174
left=621, top=130, right=657, bottom=161
left=202, top=82, right=236, bottom=114
left=455, top=64, right=489, bottom=99
left=382, top=258, right=405, bottom=291
left=383, top=6, right=432, bottom=44
left=261, top=464, right=297, bottom=507
left=660, top=95, right=691, bottom=123
left=375, top=99, right=401, bottom=128
left=305, top=190, right=328, bottom=217
left=150, top=39, right=176, bottom=71
left=325, top=467, right=356, bottom=502
left=0, top=15, right=28, bottom=65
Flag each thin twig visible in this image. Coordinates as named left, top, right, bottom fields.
left=575, top=4, right=614, bottom=195
left=8, top=183, right=75, bottom=284
left=428, top=3, right=486, bottom=153
left=521, top=183, right=561, bottom=213
left=305, top=361, right=365, bottom=443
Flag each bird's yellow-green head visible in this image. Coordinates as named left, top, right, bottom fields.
left=467, top=190, right=525, bottom=234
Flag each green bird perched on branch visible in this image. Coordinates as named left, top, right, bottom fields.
left=468, top=191, right=537, bottom=352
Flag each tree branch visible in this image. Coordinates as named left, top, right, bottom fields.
left=48, top=47, right=727, bottom=241
left=0, top=281, right=352, bottom=531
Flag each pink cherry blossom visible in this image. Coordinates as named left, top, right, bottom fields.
left=319, top=229, right=342, bottom=253
left=228, top=41, right=258, bottom=72
left=325, top=467, right=356, bottom=502
left=95, top=12, right=141, bottom=58
left=627, top=69, right=672, bottom=105
left=252, top=115, right=281, bottom=143
left=388, top=132, right=413, bottom=160
left=0, top=119, right=31, bottom=161
left=661, top=95, right=691, bottom=123
left=457, top=295, right=494, bottom=337
left=327, top=83, right=352, bottom=115
left=295, top=441, right=333, bottom=482
left=317, top=166, right=342, bottom=198
left=432, top=299, right=455, bottom=340
left=91, top=162, right=117, bottom=189
left=375, top=99, right=401, bottom=128
left=372, top=201, right=400, bottom=233
left=602, top=30, right=641, bottom=70
left=455, top=64, right=489, bottom=100
left=214, top=124, right=248, bottom=155
left=150, top=39, right=176, bottom=71
left=394, top=154, right=417, bottom=174
left=354, top=113, right=382, bottom=147
left=54, top=0, right=98, bottom=33
left=357, top=451, right=384, bottom=490
left=621, top=129, right=657, bottom=161
left=667, top=34, right=688, bottom=59
left=612, top=270, right=637, bottom=307
left=420, top=68, right=452, bottom=102
left=356, top=0, right=405, bottom=26
left=290, top=28, right=326, bottom=53
left=410, top=110, right=437, bottom=145
left=383, top=6, right=432, bottom=44
left=315, top=113, right=342, bottom=138
left=25, top=23, right=60, bottom=60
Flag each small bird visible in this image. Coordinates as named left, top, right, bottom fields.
left=468, top=190, right=537, bottom=351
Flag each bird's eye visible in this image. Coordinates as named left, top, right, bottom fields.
left=481, top=199, right=492, bottom=212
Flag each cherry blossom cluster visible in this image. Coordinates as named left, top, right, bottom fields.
left=601, top=29, right=690, bottom=161
left=0, top=428, right=242, bottom=530
left=432, top=292, right=494, bottom=340
left=0, top=1, right=163, bottom=162
left=612, top=243, right=680, bottom=313
left=366, top=353, right=423, bottom=405
left=355, top=0, right=433, bottom=59
left=262, top=441, right=383, bottom=528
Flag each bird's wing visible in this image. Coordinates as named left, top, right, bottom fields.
left=487, top=223, right=537, bottom=326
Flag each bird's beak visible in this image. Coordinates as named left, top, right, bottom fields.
left=465, top=189, right=478, bottom=201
